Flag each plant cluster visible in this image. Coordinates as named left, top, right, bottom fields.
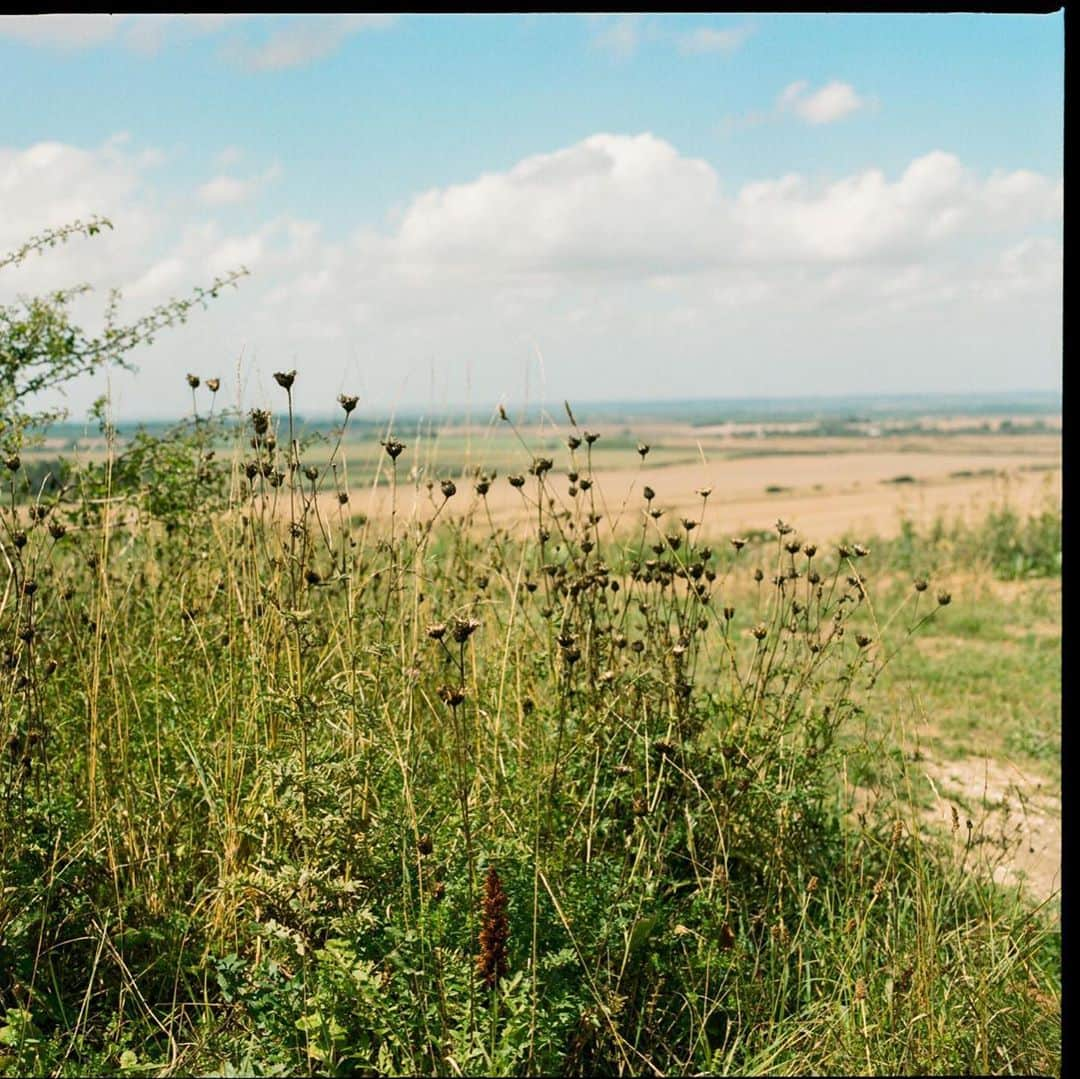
left=0, top=370, right=1060, bottom=1077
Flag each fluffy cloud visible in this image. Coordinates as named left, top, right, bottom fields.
left=0, top=14, right=393, bottom=68
left=1, top=132, right=1062, bottom=418
left=677, top=25, right=754, bottom=55
left=0, top=14, right=121, bottom=49
left=394, top=134, right=725, bottom=275
left=590, top=15, right=643, bottom=60
left=393, top=136, right=1059, bottom=271
left=780, top=80, right=867, bottom=124
left=224, top=15, right=395, bottom=72
left=198, top=164, right=280, bottom=206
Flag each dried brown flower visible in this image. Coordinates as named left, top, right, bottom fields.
left=477, top=864, right=510, bottom=990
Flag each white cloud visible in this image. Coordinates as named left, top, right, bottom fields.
left=0, top=14, right=392, bottom=69
left=198, top=176, right=252, bottom=207
left=0, top=14, right=121, bottom=49
left=590, top=15, right=643, bottom=60
left=197, top=164, right=280, bottom=207
left=1, top=132, right=1063, bottom=418
left=677, top=25, right=754, bottom=55
left=225, top=14, right=395, bottom=72
left=780, top=80, right=867, bottom=125
left=394, top=134, right=725, bottom=275
left=215, top=146, right=245, bottom=169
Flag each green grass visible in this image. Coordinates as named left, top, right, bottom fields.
left=0, top=402, right=1060, bottom=1076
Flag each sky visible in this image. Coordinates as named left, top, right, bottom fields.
left=0, top=12, right=1064, bottom=420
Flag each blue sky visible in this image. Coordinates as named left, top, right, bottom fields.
left=0, top=13, right=1064, bottom=418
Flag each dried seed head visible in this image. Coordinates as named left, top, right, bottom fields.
left=776, top=519, right=793, bottom=535
left=304, top=466, right=319, bottom=482
left=637, top=442, right=650, bottom=458
left=529, top=457, right=553, bottom=477
left=853, top=544, right=870, bottom=557
left=498, top=403, right=508, bottom=421
left=186, top=373, right=200, bottom=389
left=382, top=437, right=406, bottom=460
left=427, top=622, right=447, bottom=641
left=439, top=684, right=465, bottom=707
left=48, top=521, right=67, bottom=540
left=838, top=544, right=853, bottom=559
left=643, top=485, right=655, bottom=502
left=338, top=393, right=358, bottom=414
left=584, top=431, right=599, bottom=445
left=937, top=591, right=952, bottom=606
left=914, top=577, right=929, bottom=592
left=417, top=834, right=434, bottom=856
left=751, top=623, right=768, bottom=640
left=682, top=518, right=697, bottom=532
left=206, top=378, right=220, bottom=393
left=567, top=435, right=582, bottom=450
left=753, top=568, right=764, bottom=582
left=440, top=479, right=457, bottom=498
left=477, top=865, right=510, bottom=990
left=508, top=474, right=525, bottom=488
left=730, top=537, right=747, bottom=551
left=451, top=617, right=480, bottom=643
left=723, top=606, right=735, bottom=620
left=273, top=369, right=296, bottom=390
left=803, top=543, right=817, bottom=558
left=250, top=408, right=271, bottom=435
left=855, top=634, right=872, bottom=648
left=5, top=455, right=20, bottom=472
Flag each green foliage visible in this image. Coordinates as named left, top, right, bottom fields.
left=877, top=500, right=1061, bottom=581
left=0, top=217, right=247, bottom=454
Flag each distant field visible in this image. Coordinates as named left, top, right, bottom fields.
left=321, top=425, right=1061, bottom=544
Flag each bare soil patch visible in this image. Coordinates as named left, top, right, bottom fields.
left=920, top=756, right=1060, bottom=907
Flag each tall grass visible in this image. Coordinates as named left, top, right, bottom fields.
left=0, top=382, right=1060, bottom=1076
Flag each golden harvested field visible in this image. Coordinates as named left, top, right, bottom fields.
left=332, top=428, right=1061, bottom=543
